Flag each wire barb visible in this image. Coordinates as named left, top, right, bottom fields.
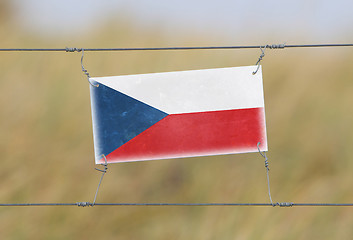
left=65, top=47, right=82, bottom=53
left=267, top=43, right=286, bottom=49
left=76, top=202, right=92, bottom=207
left=276, top=202, right=294, bottom=207
left=92, top=155, right=108, bottom=206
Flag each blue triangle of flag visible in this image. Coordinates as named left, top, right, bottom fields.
left=90, top=84, right=168, bottom=158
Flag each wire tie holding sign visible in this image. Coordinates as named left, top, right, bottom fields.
left=66, top=47, right=99, bottom=87
left=252, top=43, right=285, bottom=75
left=257, top=143, right=294, bottom=208
left=80, top=49, right=99, bottom=87
left=252, top=46, right=267, bottom=75
left=257, top=142, right=274, bottom=206
left=92, top=154, right=109, bottom=206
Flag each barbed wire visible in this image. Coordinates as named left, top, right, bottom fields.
left=0, top=43, right=352, bottom=52
left=0, top=202, right=353, bottom=207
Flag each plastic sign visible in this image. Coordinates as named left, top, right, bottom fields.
left=90, top=65, right=267, bottom=164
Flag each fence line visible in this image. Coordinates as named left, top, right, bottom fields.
left=1, top=202, right=353, bottom=207
left=0, top=43, right=353, bottom=52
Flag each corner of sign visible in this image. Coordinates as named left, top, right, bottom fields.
left=257, top=141, right=268, bottom=152
left=95, top=154, right=109, bottom=165
left=89, top=78, right=99, bottom=88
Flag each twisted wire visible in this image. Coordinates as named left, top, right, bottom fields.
left=257, top=142, right=274, bottom=205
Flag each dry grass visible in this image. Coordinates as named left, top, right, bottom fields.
left=1, top=18, right=353, bottom=240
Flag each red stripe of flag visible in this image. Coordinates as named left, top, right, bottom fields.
left=100, top=107, right=266, bottom=163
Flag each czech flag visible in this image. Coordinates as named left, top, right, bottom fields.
left=90, top=65, right=267, bottom=164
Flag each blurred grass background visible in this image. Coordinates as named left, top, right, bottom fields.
left=1, top=1, right=353, bottom=239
